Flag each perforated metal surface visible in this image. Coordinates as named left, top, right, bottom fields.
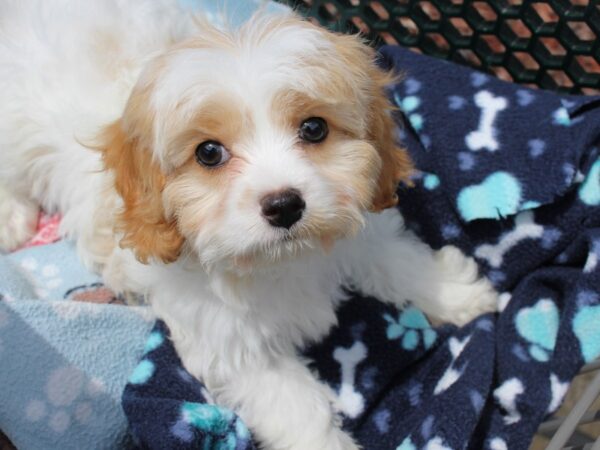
left=276, top=0, right=600, bottom=94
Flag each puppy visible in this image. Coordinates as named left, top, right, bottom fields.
left=0, top=2, right=497, bottom=448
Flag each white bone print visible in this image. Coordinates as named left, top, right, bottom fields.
left=547, top=373, right=569, bottom=413
left=475, top=211, right=544, bottom=268
left=466, top=91, right=508, bottom=152
left=333, top=341, right=367, bottom=418
left=434, top=335, right=471, bottom=395
left=494, top=378, right=525, bottom=425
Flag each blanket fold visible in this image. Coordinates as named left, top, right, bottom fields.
left=379, top=45, right=600, bottom=223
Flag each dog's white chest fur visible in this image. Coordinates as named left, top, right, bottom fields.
left=145, top=247, right=344, bottom=386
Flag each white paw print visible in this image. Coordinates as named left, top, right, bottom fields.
left=25, top=399, right=47, bottom=422
left=48, top=410, right=70, bottom=433
left=41, top=264, right=59, bottom=278
left=20, top=257, right=38, bottom=272
left=24, top=366, right=105, bottom=433
left=18, top=259, right=63, bottom=298
left=41, top=264, right=63, bottom=290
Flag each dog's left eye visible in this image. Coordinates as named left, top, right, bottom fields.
left=299, top=117, right=328, bottom=143
left=195, top=141, right=230, bottom=167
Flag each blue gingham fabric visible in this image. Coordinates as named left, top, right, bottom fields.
left=123, top=46, right=600, bottom=450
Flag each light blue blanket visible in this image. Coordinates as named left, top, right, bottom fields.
left=0, top=240, right=154, bottom=450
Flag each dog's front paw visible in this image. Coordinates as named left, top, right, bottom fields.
left=0, top=188, right=38, bottom=252
left=435, top=245, right=481, bottom=283
left=435, top=277, right=498, bottom=326
left=433, top=245, right=498, bottom=326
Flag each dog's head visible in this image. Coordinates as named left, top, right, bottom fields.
left=100, top=14, right=412, bottom=270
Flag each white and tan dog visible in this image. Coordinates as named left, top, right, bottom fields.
left=0, top=2, right=496, bottom=448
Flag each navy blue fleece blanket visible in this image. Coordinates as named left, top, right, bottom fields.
left=122, top=46, right=600, bottom=450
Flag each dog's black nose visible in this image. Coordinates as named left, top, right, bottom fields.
left=260, top=189, right=305, bottom=229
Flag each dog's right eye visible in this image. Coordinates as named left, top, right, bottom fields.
left=299, top=117, right=328, bottom=143
left=195, top=141, right=230, bottom=167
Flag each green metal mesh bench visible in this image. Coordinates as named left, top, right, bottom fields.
left=275, top=1, right=600, bottom=448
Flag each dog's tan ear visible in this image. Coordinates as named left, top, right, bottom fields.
left=329, top=31, right=413, bottom=212
left=100, top=122, right=184, bottom=264
left=367, top=81, right=414, bottom=212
